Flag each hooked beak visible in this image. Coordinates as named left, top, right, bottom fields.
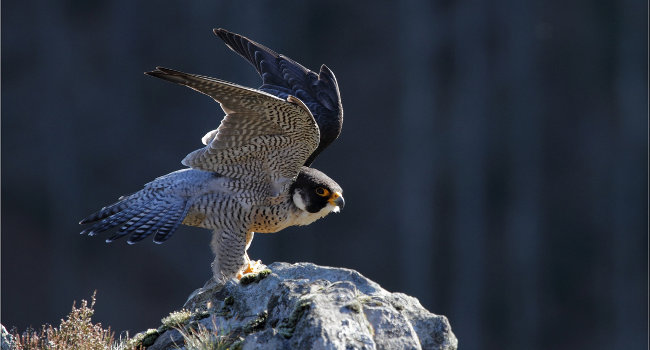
left=328, top=191, right=345, bottom=210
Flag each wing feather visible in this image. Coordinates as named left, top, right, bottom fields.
left=214, top=28, right=343, bottom=165
left=146, top=67, right=320, bottom=195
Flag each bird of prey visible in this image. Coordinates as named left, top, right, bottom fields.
left=80, top=29, right=344, bottom=283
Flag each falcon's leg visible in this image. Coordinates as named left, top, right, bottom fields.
left=236, top=231, right=264, bottom=279
left=210, top=228, right=248, bottom=284
left=245, top=231, right=254, bottom=251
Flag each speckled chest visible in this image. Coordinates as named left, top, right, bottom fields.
left=248, top=201, right=298, bottom=233
left=182, top=193, right=298, bottom=234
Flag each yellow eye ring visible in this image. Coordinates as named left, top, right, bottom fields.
left=315, top=187, right=330, bottom=197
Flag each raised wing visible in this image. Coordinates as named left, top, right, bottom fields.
left=146, top=67, right=320, bottom=196
left=214, top=28, right=343, bottom=166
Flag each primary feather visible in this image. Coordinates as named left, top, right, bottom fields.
left=214, top=29, right=343, bottom=165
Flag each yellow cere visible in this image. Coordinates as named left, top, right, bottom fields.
left=328, top=191, right=342, bottom=206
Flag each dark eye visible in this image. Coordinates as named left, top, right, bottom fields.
left=315, top=187, right=330, bottom=197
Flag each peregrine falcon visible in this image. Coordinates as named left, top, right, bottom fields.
left=80, top=29, right=344, bottom=283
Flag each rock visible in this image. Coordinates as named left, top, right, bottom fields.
left=147, top=262, right=457, bottom=350
left=1, top=324, right=15, bottom=350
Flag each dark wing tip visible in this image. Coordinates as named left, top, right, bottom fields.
left=213, top=28, right=228, bottom=36
left=144, top=67, right=190, bottom=85
left=213, top=28, right=282, bottom=67
left=145, top=66, right=176, bottom=75
left=144, top=67, right=165, bottom=78
left=144, top=71, right=160, bottom=78
left=213, top=28, right=238, bottom=47
left=213, top=28, right=230, bottom=45
left=319, top=64, right=338, bottom=85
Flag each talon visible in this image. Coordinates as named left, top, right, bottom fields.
left=244, top=260, right=262, bottom=274
left=236, top=259, right=263, bottom=280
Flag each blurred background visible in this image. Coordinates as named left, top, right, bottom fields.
left=1, top=1, right=647, bottom=349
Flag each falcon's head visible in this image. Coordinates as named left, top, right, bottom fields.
left=290, top=167, right=344, bottom=220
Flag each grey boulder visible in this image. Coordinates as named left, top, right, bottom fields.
left=149, top=262, right=457, bottom=350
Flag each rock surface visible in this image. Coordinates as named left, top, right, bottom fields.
left=147, top=262, right=457, bottom=350
left=1, top=325, right=15, bottom=350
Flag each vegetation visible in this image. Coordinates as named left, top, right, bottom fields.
left=10, top=292, right=117, bottom=350
left=175, top=323, right=242, bottom=350
left=8, top=293, right=241, bottom=350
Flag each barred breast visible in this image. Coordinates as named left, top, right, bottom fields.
left=183, top=190, right=296, bottom=233
left=249, top=202, right=298, bottom=233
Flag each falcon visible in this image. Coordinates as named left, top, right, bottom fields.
left=80, top=29, right=344, bottom=283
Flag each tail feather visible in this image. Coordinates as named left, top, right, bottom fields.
left=119, top=204, right=167, bottom=235
left=79, top=196, right=135, bottom=225
left=153, top=204, right=191, bottom=243
left=127, top=204, right=179, bottom=244
left=81, top=194, right=189, bottom=244
left=80, top=169, right=212, bottom=244
left=107, top=206, right=159, bottom=243
left=125, top=207, right=175, bottom=241
left=81, top=207, right=139, bottom=236
left=106, top=206, right=167, bottom=243
left=119, top=206, right=154, bottom=233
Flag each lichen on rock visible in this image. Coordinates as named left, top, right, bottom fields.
left=146, top=262, right=457, bottom=350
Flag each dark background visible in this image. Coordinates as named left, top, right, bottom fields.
left=1, top=1, right=647, bottom=349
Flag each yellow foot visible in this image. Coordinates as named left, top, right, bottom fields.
left=236, top=260, right=263, bottom=279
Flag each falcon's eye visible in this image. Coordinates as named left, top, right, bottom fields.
left=315, top=187, right=329, bottom=197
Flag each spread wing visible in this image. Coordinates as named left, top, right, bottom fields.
left=214, top=28, right=343, bottom=166
left=146, top=67, right=320, bottom=196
